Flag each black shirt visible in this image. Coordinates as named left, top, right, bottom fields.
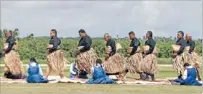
left=130, top=38, right=140, bottom=55
left=186, top=40, right=195, bottom=53
left=145, top=38, right=156, bottom=55
left=78, top=35, right=92, bottom=52
left=5, top=36, right=16, bottom=53
left=106, top=39, right=116, bottom=56
left=48, top=36, right=61, bottom=52
left=176, top=38, right=186, bottom=55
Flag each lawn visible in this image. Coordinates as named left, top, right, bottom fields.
left=0, top=58, right=202, bottom=94
left=0, top=66, right=202, bottom=94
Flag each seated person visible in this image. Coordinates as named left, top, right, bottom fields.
left=86, top=59, right=115, bottom=84
left=26, top=58, right=48, bottom=83
left=78, top=70, right=88, bottom=79
left=174, top=63, right=202, bottom=86
left=69, top=62, right=78, bottom=79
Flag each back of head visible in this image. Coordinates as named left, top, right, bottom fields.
left=183, top=63, right=190, bottom=68
left=96, top=59, right=102, bottom=65
left=30, top=57, right=37, bottom=63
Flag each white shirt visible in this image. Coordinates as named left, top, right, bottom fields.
left=183, top=66, right=193, bottom=80
left=70, top=63, right=77, bottom=75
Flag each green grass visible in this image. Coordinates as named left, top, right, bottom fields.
left=0, top=58, right=202, bottom=94
left=1, top=84, right=202, bottom=94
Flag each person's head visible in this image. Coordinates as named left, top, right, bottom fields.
left=6, top=31, right=13, bottom=38
left=129, top=31, right=135, bottom=40
left=183, top=63, right=190, bottom=69
left=185, top=33, right=192, bottom=41
left=146, top=31, right=153, bottom=39
left=30, top=57, right=37, bottom=63
left=78, top=29, right=86, bottom=38
left=104, top=33, right=111, bottom=41
left=50, top=29, right=57, bottom=37
left=177, top=31, right=184, bottom=39
left=96, top=59, right=102, bottom=65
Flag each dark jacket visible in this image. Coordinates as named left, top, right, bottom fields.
left=48, top=36, right=61, bottom=52
left=186, top=40, right=195, bottom=53
left=145, top=38, right=156, bottom=55
left=5, top=36, right=16, bottom=53
left=78, top=35, right=92, bottom=52
left=106, top=39, right=116, bottom=56
left=130, top=38, right=140, bottom=55
left=176, top=38, right=186, bottom=55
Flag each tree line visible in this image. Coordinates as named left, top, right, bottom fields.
left=0, top=29, right=202, bottom=60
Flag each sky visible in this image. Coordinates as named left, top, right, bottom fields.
left=1, top=1, right=202, bottom=39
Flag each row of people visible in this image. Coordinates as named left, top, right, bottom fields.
left=2, top=29, right=201, bottom=85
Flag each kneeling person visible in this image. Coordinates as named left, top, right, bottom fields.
left=86, top=59, right=114, bottom=84
left=174, top=63, right=202, bottom=86
left=27, top=58, right=48, bottom=83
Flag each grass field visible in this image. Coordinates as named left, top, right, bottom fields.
left=0, top=66, right=202, bottom=94
left=0, top=58, right=202, bottom=94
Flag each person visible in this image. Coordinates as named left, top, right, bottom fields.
left=76, top=29, right=98, bottom=76
left=86, top=59, right=114, bottom=84
left=173, top=63, right=202, bottom=86
left=69, top=62, right=78, bottom=79
left=140, top=31, right=158, bottom=81
left=27, top=58, right=48, bottom=83
left=103, top=33, right=125, bottom=80
left=45, top=29, right=67, bottom=79
left=172, top=31, right=187, bottom=76
left=3, top=31, right=25, bottom=79
left=69, top=62, right=88, bottom=79
left=125, top=31, right=143, bottom=79
left=185, top=33, right=201, bottom=81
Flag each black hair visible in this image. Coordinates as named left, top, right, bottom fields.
left=178, top=31, right=184, bottom=37
left=51, top=29, right=57, bottom=36
left=78, top=29, right=86, bottom=33
left=30, top=57, right=37, bottom=63
left=96, top=59, right=102, bottom=65
left=147, top=31, right=153, bottom=37
left=129, top=31, right=135, bottom=35
left=183, top=63, right=190, bottom=67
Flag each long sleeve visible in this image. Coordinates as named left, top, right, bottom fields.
left=70, top=63, right=76, bottom=75
left=5, top=37, right=15, bottom=53
left=189, top=41, right=195, bottom=53
left=38, top=64, right=43, bottom=75
left=177, top=39, right=186, bottom=55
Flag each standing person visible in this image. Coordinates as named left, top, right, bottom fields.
left=45, top=29, right=67, bottom=79
left=140, top=31, right=158, bottom=81
left=76, top=29, right=98, bottom=76
left=185, top=33, right=201, bottom=81
left=3, top=31, right=25, bottom=79
left=103, top=33, right=125, bottom=80
left=172, top=31, right=187, bottom=76
left=125, top=31, right=143, bottom=79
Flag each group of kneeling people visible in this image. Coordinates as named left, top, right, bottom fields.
left=2, top=29, right=202, bottom=86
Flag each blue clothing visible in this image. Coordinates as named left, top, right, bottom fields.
left=175, top=67, right=202, bottom=86
left=69, top=63, right=78, bottom=79
left=26, top=63, right=48, bottom=83
left=86, top=65, right=114, bottom=84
